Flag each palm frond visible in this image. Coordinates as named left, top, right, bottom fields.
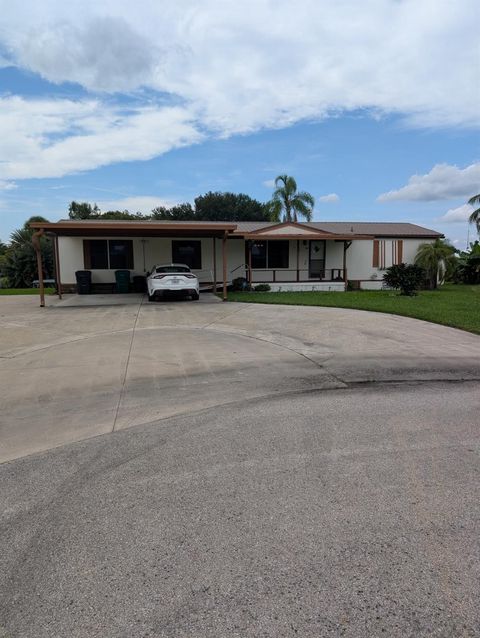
left=468, top=194, right=480, bottom=206
left=469, top=207, right=480, bottom=227
left=296, top=191, right=315, bottom=207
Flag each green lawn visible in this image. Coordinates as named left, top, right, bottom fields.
left=0, top=288, right=55, bottom=295
left=227, top=284, right=480, bottom=335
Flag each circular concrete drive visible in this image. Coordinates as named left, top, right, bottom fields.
left=0, top=293, right=479, bottom=463
left=0, top=295, right=479, bottom=637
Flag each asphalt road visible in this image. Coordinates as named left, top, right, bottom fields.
left=1, top=380, right=479, bottom=638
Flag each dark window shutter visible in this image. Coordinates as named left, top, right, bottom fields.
left=397, top=240, right=403, bottom=264
left=372, top=240, right=379, bottom=267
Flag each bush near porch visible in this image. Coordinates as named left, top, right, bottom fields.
left=226, top=284, right=480, bottom=335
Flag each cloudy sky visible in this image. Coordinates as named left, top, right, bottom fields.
left=0, top=0, right=478, bottom=246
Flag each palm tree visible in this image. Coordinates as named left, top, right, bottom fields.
left=268, top=175, right=315, bottom=222
left=415, top=239, right=456, bottom=289
left=468, top=194, right=480, bottom=233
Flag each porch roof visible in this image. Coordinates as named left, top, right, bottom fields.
left=241, top=221, right=373, bottom=240
left=243, top=232, right=373, bottom=240
left=29, top=219, right=237, bottom=237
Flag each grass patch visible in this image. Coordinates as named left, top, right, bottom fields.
left=227, top=284, right=480, bottom=335
left=0, top=288, right=55, bottom=296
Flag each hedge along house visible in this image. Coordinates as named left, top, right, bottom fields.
left=30, top=219, right=443, bottom=302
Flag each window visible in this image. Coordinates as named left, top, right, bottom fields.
left=251, top=241, right=267, bottom=268
left=172, top=240, right=202, bottom=269
left=83, top=239, right=133, bottom=269
left=85, top=240, right=108, bottom=269
left=268, top=240, right=289, bottom=268
left=109, top=240, right=133, bottom=269
left=155, top=265, right=191, bottom=273
left=248, top=240, right=289, bottom=269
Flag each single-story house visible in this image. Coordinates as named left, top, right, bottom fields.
left=30, top=219, right=443, bottom=299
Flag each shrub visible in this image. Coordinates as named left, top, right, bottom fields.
left=383, top=263, right=425, bottom=296
left=253, top=284, right=271, bottom=292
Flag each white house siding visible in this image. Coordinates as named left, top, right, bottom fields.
left=58, top=235, right=434, bottom=290
left=59, top=235, right=244, bottom=286
left=346, top=238, right=435, bottom=289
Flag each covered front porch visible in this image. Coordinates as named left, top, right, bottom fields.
left=239, top=222, right=362, bottom=291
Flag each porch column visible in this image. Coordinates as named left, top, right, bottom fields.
left=248, top=240, right=252, bottom=286
left=222, top=231, right=228, bottom=301
left=32, top=229, right=45, bottom=308
left=212, top=237, right=217, bottom=292
left=54, top=234, right=62, bottom=299
left=343, top=241, right=350, bottom=291
left=296, top=240, right=300, bottom=281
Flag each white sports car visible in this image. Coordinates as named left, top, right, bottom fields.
left=146, top=263, right=200, bottom=301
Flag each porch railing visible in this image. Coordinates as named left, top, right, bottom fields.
left=246, top=268, right=345, bottom=283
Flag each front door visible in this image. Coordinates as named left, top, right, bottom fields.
left=309, top=240, right=326, bottom=278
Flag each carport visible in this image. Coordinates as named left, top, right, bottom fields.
left=30, top=220, right=237, bottom=306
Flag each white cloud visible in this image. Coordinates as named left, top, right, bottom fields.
left=263, top=179, right=276, bottom=189
left=318, top=193, right=339, bottom=203
left=0, top=181, right=17, bottom=190
left=0, top=96, right=203, bottom=180
left=0, top=1, right=478, bottom=181
left=14, top=16, right=161, bottom=93
left=95, top=196, right=180, bottom=213
left=439, top=204, right=474, bottom=224
left=378, top=163, right=480, bottom=202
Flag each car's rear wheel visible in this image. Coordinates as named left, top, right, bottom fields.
left=191, top=292, right=200, bottom=300
left=148, top=293, right=155, bottom=302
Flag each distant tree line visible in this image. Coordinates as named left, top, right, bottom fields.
left=68, top=191, right=273, bottom=222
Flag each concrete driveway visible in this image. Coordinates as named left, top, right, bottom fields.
left=1, top=294, right=480, bottom=637
left=0, top=293, right=479, bottom=463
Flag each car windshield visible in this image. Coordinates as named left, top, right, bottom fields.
left=154, top=265, right=191, bottom=273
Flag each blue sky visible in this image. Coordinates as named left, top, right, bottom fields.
left=0, top=0, right=479, bottom=247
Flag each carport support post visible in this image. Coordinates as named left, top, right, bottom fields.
left=248, top=241, right=252, bottom=286
left=222, top=231, right=228, bottom=301
left=212, top=237, right=217, bottom=293
left=32, top=229, right=45, bottom=308
left=53, top=234, right=62, bottom=299
left=343, top=241, right=351, bottom=291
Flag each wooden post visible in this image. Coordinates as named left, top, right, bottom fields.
left=212, top=237, right=217, bottom=292
left=248, top=241, right=252, bottom=286
left=343, top=241, right=349, bottom=291
left=296, top=240, right=300, bottom=281
left=32, top=229, right=45, bottom=307
left=54, top=235, right=62, bottom=299
left=222, top=231, right=228, bottom=301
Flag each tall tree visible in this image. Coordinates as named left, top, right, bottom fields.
left=268, top=175, right=315, bottom=222
left=68, top=201, right=100, bottom=219
left=468, top=194, right=480, bottom=234
left=194, top=192, right=270, bottom=221
left=101, top=210, right=148, bottom=220
left=414, top=239, right=456, bottom=289
left=151, top=203, right=195, bottom=220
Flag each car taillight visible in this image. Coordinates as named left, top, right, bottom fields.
left=185, top=273, right=195, bottom=279
left=153, top=274, right=167, bottom=279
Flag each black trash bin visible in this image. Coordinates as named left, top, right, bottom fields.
left=115, top=270, right=131, bottom=293
left=75, top=270, right=92, bottom=295
left=133, top=275, right=147, bottom=293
